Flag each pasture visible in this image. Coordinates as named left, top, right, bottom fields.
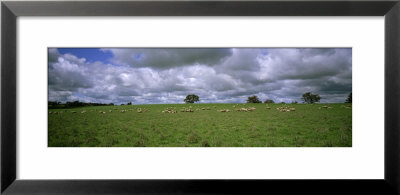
left=48, top=103, right=352, bottom=147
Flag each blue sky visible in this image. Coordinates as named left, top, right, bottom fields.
left=48, top=48, right=352, bottom=105
left=58, top=48, right=113, bottom=64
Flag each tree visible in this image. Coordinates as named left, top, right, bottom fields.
left=127, top=102, right=132, bottom=105
left=264, top=99, right=275, bottom=104
left=247, top=95, right=262, bottom=103
left=184, top=94, right=199, bottom=103
left=302, top=92, right=321, bottom=104
left=345, top=93, right=352, bottom=103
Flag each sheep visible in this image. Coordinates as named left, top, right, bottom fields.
left=137, top=108, right=142, bottom=113
left=218, top=109, right=230, bottom=112
left=81, top=110, right=87, bottom=114
left=239, top=108, right=248, bottom=112
left=236, top=108, right=254, bottom=112
left=276, top=106, right=295, bottom=112
left=179, top=107, right=194, bottom=112
left=109, top=110, right=112, bottom=112
left=248, top=107, right=256, bottom=111
left=162, top=107, right=177, bottom=113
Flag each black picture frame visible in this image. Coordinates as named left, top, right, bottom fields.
left=1, top=0, right=400, bottom=194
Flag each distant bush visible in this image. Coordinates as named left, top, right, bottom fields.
left=247, top=95, right=262, bottom=103
left=345, top=93, right=352, bottom=103
left=264, top=99, right=275, bottom=104
left=184, top=94, right=200, bottom=104
left=302, top=92, right=321, bottom=104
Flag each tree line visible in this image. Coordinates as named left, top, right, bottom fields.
left=49, top=92, right=352, bottom=108
left=48, top=101, right=114, bottom=109
left=184, top=92, right=352, bottom=104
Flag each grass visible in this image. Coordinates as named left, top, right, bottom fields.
left=48, top=103, right=352, bottom=147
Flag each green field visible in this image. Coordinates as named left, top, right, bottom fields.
left=48, top=103, right=352, bottom=147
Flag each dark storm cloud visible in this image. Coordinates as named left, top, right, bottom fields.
left=103, top=48, right=233, bottom=69
left=48, top=48, right=59, bottom=64
left=48, top=48, right=352, bottom=104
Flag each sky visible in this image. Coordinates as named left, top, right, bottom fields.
left=48, top=48, right=352, bottom=105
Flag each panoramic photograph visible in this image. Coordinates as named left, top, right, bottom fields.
left=48, top=48, right=352, bottom=147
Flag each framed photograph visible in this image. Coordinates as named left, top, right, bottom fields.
left=2, top=0, right=400, bottom=194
